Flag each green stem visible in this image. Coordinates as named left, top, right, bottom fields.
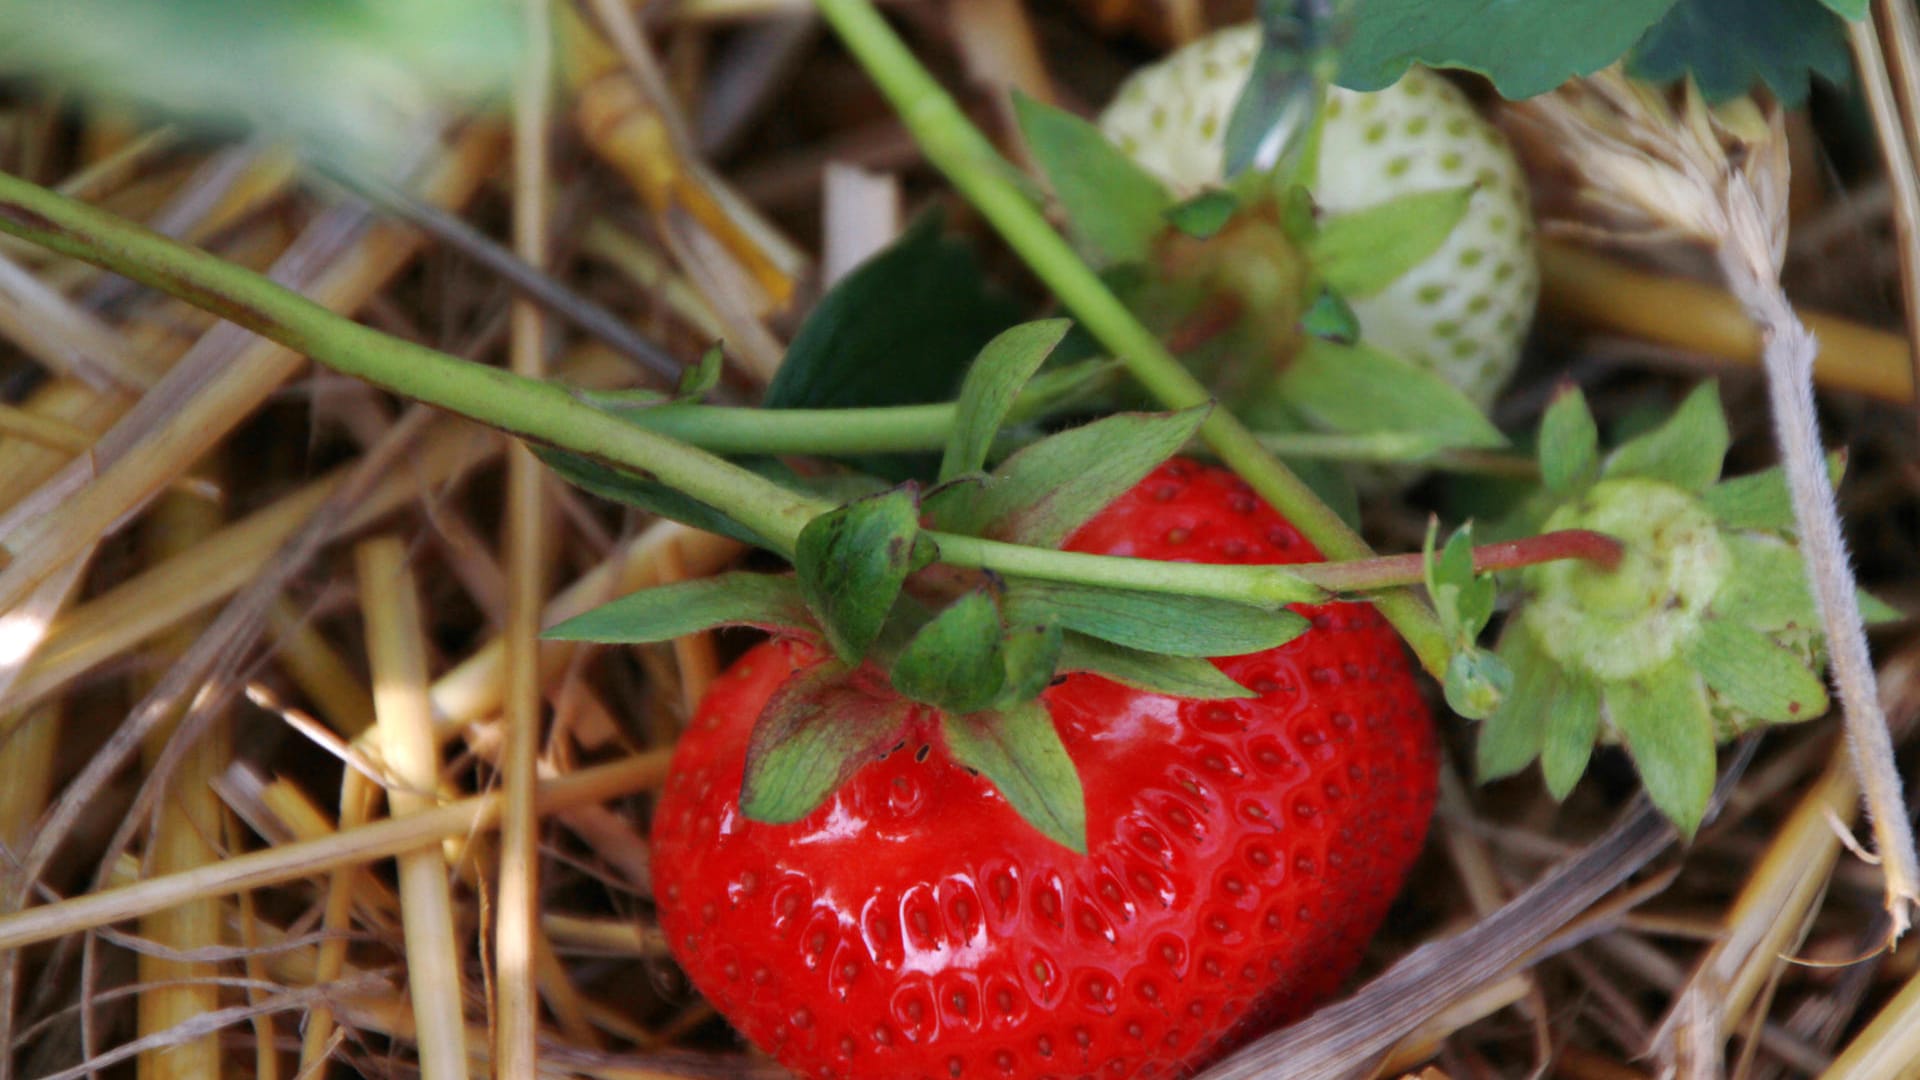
left=0, top=171, right=825, bottom=556
left=814, top=0, right=1453, bottom=677
left=933, top=534, right=1324, bottom=605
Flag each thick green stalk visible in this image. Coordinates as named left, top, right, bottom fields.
left=813, top=0, right=1453, bottom=676
left=934, top=535, right=1323, bottom=606
left=0, top=170, right=823, bottom=556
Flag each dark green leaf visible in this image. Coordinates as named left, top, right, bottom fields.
left=1540, top=671, right=1601, bottom=799
left=1005, top=580, right=1307, bottom=658
left=1716, top=534, right=1816, bottom=631
left=1223, top=0, right=1336, bottom=177
left=940, top=319, right=1073, bottom=483
left=942, top=701, right=1087, bottom=852
left=946, top=406, right=1211, bottom=547
left=1309, top=187, right=1474, bottom=300
left=892, top=590, right=1007, bottom=714
left=1445, top=648, right=1511, bottom=721
left=1687, top=617, right=1828, bottom=725
left=795, top=487, right=923, bottom=662
left=1057, top=634, right=1256, bottom=699
left=1299, top=285, right=1359, bottom=344
left=1279, top=338, right=1506, bottom=449
left=764, top=213, right=1020, bottom=480
left=679, top=343, right=723, bottom=398
left=999, top=621, right=1065, bottom=704
left=1602, top=382, right=1729, bottom=491
left=1701, top=452, right=1845, bottom=533
left=1477, top=629, right=1558, bottom=781
left=1539, top=384, right=1600, bottom=495
left=1627, top=0, right=1851, bottom=107
left=542, top=573, right=811, bottom=643
left=1336, top=0, right=1679, bottom=99
left=534, top=447, right=768, bottom=547
left=1013, top=92, right=1174, bottom=265
left=1605, top=660, right=1718, bottom=838
left=1166, top=191, right=1239, bottom=239
left=741, top=665, right=913, bottom=824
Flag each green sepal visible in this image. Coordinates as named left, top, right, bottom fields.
left=935, top=405, right=1211, bottom=547
left=999, top=622, right=1066, bottom=705
left=741, top=664, right=915, bottom=824
left=542, top=573, right=812, bottom=643
left=1476, top=629, right=1556, bottom=781
left=892, top=589, right=1007, bottom=714
left=1057, top=634, right=1256, bottom=700
left=1279, top=338, right=1506, bottom=450
left=1013, top=91, right=1174, bottom=266
left=534, top=447, right=769, bottom=548
left=940, top=319, right=1073, bottom=483
left=1540, top=670, right=1600, bottom=799
left=1004, top=580, right=1307, bottom=658
left=796, top=486, right=925, bottom=662
left=1602, top=382, right=1729, bottom=492
left=1687, top=617, right=1829, bottom=725
left=1859, top=589, right=1905, bottom=625
left=1299, top=285, right=1360, bottom=345
left=1605, top=660, right=1718, bottom=838
left=1165, top=191, right=1239, bottom=240
left=1307, top=186, right=1475, bottom=300
left=1538, top=384, right=1600, bottom=495
left=679, top=342, right=723, bottom=399
left=941, top=701, right=1087, bottom=853
left=1715, top=533, right=1817, bottom=631
left=1701, top=451, right=1845, bottom=533
left=1445, top=648, right=1511, bottom=721
left=1426, top=521, right=1495, bottom=640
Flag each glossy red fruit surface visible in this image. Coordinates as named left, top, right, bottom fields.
left=650, top=460, right=1438, bottom=1079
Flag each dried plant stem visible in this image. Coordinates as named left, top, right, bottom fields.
left=1539, top=239, right=1914, bottom=403
left=358, top=537, right=472, bottom=1080
left=497, top=0, right=556, bottom=1072
left=1729, top=275, right=1920, bottom=938
left=136, top=479, right=227, bottom=1080
left=297, top=769, right=376, bottom=1074
left=1853, top=5, right=1920, bottom=395
left=1823, top=958, right=1920, bottom=1080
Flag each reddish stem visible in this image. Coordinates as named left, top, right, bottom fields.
left=1291, top=529, right=1625, bottom=594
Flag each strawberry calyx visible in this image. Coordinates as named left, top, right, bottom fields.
left=1476, top=381, right=1897, bottom=837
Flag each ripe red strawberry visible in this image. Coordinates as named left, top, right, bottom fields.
left=651, top=460, right=1438, bottom=1079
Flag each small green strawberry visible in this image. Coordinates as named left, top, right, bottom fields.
left=1097, top=24, right=1539, bottom=412
left=1475, top=381, right=1899, bottom=836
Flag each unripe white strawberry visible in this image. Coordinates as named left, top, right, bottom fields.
left=1098, top=25, right=1538, bottom=410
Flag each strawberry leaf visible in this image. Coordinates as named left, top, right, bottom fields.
left=796, top=486, right=926, bottom=662
left=1426, top=522, right=1494, bottom=638
left=1000, top=622, right=1065, bottom=704
left=1701, top=451, right=1845, bottom=533
left=678, top=342, right=723, bottom=399
left=1540, top=673, right=1600, bottom=800
left=741, top=664, right=915, bottom=824
left=1602, top=382, right=1729, bottom=492
left=1687, top=617, right=1829, bottom=725
left=542, top=573, right=813, bottom=643
left=1538, top=384, right=1600, bottom=495
left=1627, top=0, right=1851, bottom=107
left=1476, top=629, right=1557, bottom=781
left=940, top=319, right=1073, bottom=483
left=1279, top=338, right=1506, bottom=449
left=1057, top=634, right=1256, bottom=700
left=1605, top=660, right=1717, bottom=838
left=892, top=589, right=1007, bottom=714
left=1005, top=580, right=1307, bottom=657
left=1014, top=91, right=1174, bottom=266
left=1308, top=186, right=1475, bottom=300
left=1337, top=0, right=1679, bottom=100
left=764, top=212, right=1020, bottom=480
left=535, top=447, right=770, bottom=548
left=941, top=701, right=1087, bottom=853
left=933, top=406, right=1211, bottom=547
